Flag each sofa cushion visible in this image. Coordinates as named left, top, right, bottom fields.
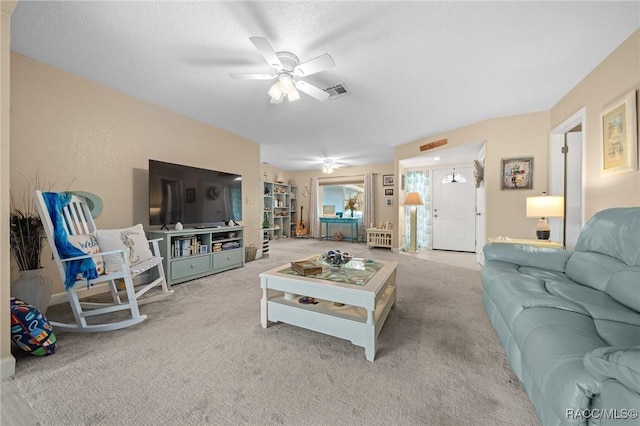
left=514, top=307, right=607, bottom=425
left=517, top=266, right=572, bottom=283
left=565, top=251, right=626, bottom=292
left=482, top=263, right=588, bottom=330
left=483, top=243, right=571, bottom=272
left=545, top=281, right=640, bottom=328
left=605, top=268, right=640, bottom=312
left=584, top=346, right=640, bottom=395
left=573, top=207, right=640, bottom=267
left=590, top=321, right=640, bottom=347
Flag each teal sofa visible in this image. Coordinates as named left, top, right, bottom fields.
left=482, top=207, right=640, bottom=425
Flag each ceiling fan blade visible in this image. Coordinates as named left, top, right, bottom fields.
left=229, top=72, right=276, bottom=80
left=270, top=96, right=284, bottom=104
left=294, top=80, right=330, bottom=101
left=293, top=53, right=335, bottom=77
left=249, top=36, right=283, bottom=71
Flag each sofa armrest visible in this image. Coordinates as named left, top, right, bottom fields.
left=483, top=242, right=571, bottom=272
left=584, top=346, right=640, bottom=395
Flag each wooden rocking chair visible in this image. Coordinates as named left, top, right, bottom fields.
left=35, top=190, right=173, bottom=332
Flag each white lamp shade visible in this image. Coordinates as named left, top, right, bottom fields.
left=526, top=195, right=564, bottom=218
left=287, top=87, right=300, bottom=102
left=403, top=192, right=424, bottom=206
left=268, top=82, right=283, bottom=100
left=279, top=73, right=294, bottom=92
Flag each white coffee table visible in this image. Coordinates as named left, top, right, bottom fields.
left=260, top=255, right=398, bottom=361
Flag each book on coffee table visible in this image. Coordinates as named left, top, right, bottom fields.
left=291, top=260, right=322, bottom=276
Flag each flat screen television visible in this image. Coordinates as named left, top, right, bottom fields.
left=149, top=159, right=242, bottom=227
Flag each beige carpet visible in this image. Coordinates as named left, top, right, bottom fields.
left=4, top=239, right=539, bottom=425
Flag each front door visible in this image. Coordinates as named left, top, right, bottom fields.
left=432, top=166, right=476, bottom=252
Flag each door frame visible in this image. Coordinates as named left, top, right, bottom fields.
left=549, top=107, right=586, bottom=245
left=475, top=142, right=487, bottom=263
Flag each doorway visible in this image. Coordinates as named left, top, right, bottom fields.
left=549, top=108, right=585, bottom=249
left=432, top=166, right=476, bottom=252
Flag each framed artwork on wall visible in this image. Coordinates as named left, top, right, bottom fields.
left=384, top=189, right=393, bottom=196
left=383, top=175, right=394, bottom=186
left=186, top=188, right=196, bottom=203
left=322, top=205, right=336, bottom=217
left=501, top=157, right=534, bottom=190
left=601, top=90, right=638, bottom=174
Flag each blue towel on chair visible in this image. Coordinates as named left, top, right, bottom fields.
left=42, top=192, right=99, bottom=289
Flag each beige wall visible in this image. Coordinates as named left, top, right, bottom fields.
left=394, top=30, right=640, bottom=245
left=550, top=29, right=640, bottom=218
left=395, top=111, right=550, bottom=244
left=1, top=0, right=17, bottom=381
left=10, top=53, right=262, bottom=296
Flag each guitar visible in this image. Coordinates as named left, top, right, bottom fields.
left=296, top=206, right=308, bottom=237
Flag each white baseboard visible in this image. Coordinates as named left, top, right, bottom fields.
left=49, top=281, right=111, bottom=305
left=0, top=355, right=16, bottom=380
left=49, top=274, right=149, bottom=306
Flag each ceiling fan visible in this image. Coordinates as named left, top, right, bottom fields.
left=229, top=36, right=335, bottom=103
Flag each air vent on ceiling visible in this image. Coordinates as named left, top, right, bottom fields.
left=324, top=84, right=348, bottom=99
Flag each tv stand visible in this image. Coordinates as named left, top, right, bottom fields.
left=149, top=226, right=244, bottom=286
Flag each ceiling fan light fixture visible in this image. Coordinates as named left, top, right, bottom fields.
left=233, top=36, right=336, bottom=103
left=287, top=87, right=300, bottom=102
left=279, top=73, right=294, bottom=92
left=322, top=159, right=335, bottom=174
left=268, top=82, right=283, bottom=101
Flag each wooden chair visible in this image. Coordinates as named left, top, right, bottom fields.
left=35, top=190, right=173, bottom=332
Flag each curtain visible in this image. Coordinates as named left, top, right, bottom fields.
left=404, top=170, right=431, bottom=250
left=362, top=172, right=375, bottom=241
left=309, top=177, right=319, bottom=238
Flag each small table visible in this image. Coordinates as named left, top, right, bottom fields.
left=488, top=237, right=564, bottom=249
left=366, top=228, right=394, bottom=249
left=260, top=255, right=398, bottom=361
left=319, top=217, right=360, bottom=242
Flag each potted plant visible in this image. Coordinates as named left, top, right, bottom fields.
left=344, top=196, right=358, bottom=218
left=10, top=186, right=52, bottom=313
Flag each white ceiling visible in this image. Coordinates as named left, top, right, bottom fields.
left=10, top=1, right=640, bottom=172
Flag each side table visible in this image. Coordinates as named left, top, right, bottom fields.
left=488, top=237, right=564, bottom=249
left=366, top=229, right=394, bottom=249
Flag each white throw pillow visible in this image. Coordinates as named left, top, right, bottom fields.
left=67, top=233, right=105, bottom=277
left=95, top=224, right=154, bottom=273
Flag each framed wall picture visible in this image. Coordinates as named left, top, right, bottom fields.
left=322, top=205, right=336, bottom=217
left=501, top=157, right=534, bottom=190
left=384, top=188, right=393, bottom=196
left=383, top=174, right=394, bottom=186
left=386, top=198, right=392, bottom=206
left=601, top=90, right=638, bottom=174
left=186, top=188, right=196, bottom=203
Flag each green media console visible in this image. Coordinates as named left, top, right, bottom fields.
left=149, top=226, right=244, bottom=286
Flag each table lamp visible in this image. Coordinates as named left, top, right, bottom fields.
left=526, top=192, right=564, bottom=240
left=403, top=192, right=424, bottom=253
